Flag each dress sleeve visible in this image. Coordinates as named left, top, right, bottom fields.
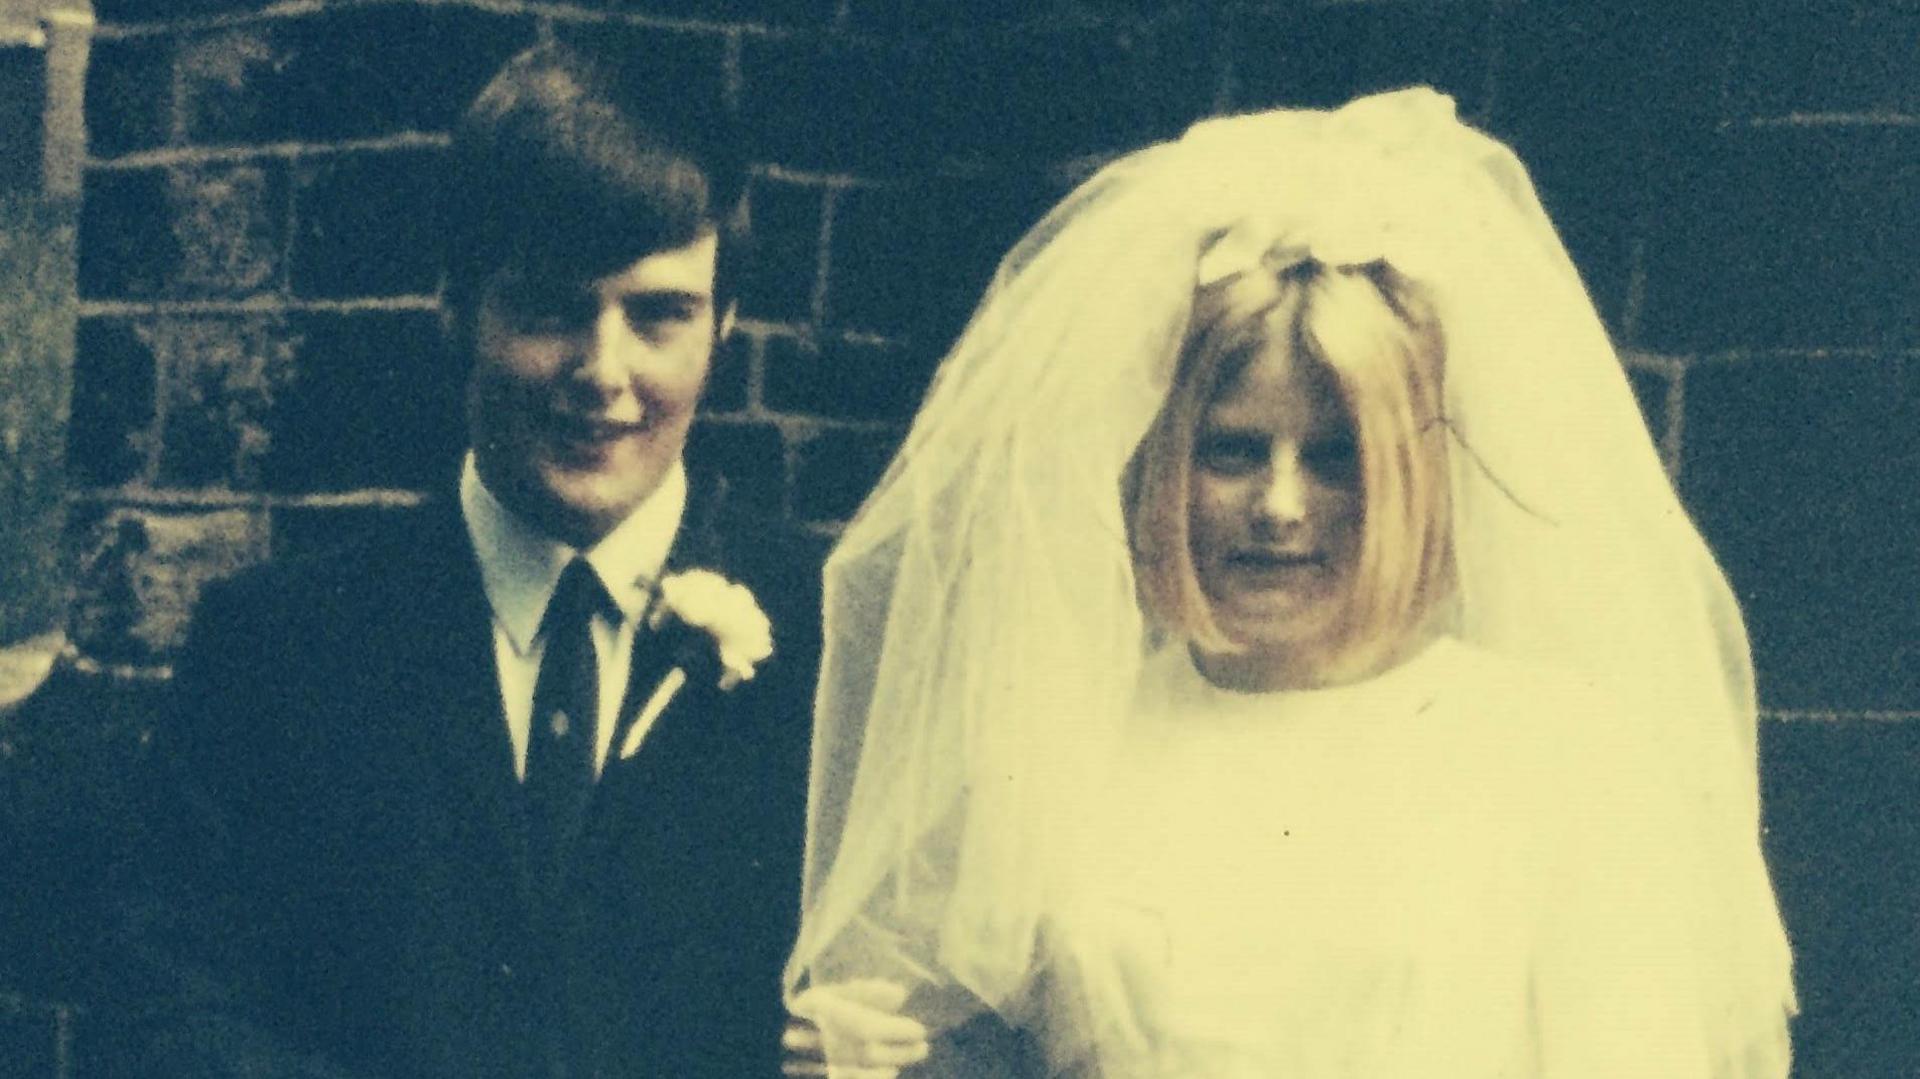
left=1530, top=683, right=1796, bottom=1078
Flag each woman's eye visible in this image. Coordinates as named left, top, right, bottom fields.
left=1305, top=438, right=1359, bottom=480
left=1196, top=434, right=1265, bottom=475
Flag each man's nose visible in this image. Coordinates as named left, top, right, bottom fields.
left=573, top=302, right=632, bottom=389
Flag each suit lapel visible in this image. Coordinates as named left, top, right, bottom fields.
left=395, top=501, right=535, bottom=911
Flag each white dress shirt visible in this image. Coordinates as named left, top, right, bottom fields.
left=459, top=454, right=688, bottom=780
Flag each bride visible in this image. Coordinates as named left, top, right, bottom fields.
left=783, top=88, right=1797, bottom=1077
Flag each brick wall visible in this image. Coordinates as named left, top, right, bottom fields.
left=3, top=1, right=1916, bottom=1075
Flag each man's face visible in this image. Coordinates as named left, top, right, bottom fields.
left=466, top=231, right=723, bottom=548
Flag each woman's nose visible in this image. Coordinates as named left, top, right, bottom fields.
left=1255, top=452, right=1308, bottom=526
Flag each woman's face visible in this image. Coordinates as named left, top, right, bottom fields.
left=1187, top=338, right=1363, bottom=677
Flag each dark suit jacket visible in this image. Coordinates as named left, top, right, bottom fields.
left=150, top=478, right=823, bottom=1079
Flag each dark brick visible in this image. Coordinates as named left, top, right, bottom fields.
left=270, top=502, right=425, bottom=563
left=291, top=148, right=446, bottom=300
left=0, top=44, right=45, bottom=195
left=1761, top=718, right=1920, bottom=1078
left=550, top=22, right=730, bottom=121
left=1624, top=363, right=1672, bottom=453
left=763, top=335, right=938, bottom=424
left=1680, top=353, right=1920, bottom=712
left=0, top=995, right=58, bottom=1079
left=78, top=167, right=172, bottom=299
left=565, top=0, right=833, bottom=26
left=1641, top=126, right=1920, bottom=352
left=93, top=0, right=272, bottom=25
left=1728, top=5, right=1920, bottom=121
left=66, top=503, right=269, bottom=662
left=924, top=23, right=1214, bottom=164
left=704, top=330, right=753, bottom=415
left=685, top=419, right=786, bottom=516
left=147, top=315, right=295, bottom=489
left=739, top=177, right=821, bottom=325
left=85, top=34, right=174, bottom=158
left=747, top=22, right=1209, bottom=173
left=267, top=310, right=463, bottom=493
left=740, top=37, right=937, bottom=172
left=791, top=426, right=901, bottom=524
left=1489, top=5, right=1726, bottom=329
left=1229, top=2, right=1496, bottom=117
left=180, top=8, right=535, bottom=146
left=825, top=172, right=1062, bottom=343
left=844, top=0, right=1050, bottom=35
left=80, top=162, right=288, bottom=301
left=69, top=318, right=158, bottom=488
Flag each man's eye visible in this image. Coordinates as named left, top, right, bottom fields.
left=1195, top=434, right=1265, bottom=475
left=620, top=295, right=703, bottom=330
left=500, top=289, right=595, bottom=332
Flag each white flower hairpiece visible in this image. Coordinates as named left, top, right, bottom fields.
left=617, top=569, right=773, bottom=761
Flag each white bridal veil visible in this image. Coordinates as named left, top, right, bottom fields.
left=786, top=89, right=1794, bottom=1069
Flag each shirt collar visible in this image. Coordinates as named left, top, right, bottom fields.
left=460, top=453, right=689, bottom=656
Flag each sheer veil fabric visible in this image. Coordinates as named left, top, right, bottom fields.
left=786, top=89, right=1796, bottom=1073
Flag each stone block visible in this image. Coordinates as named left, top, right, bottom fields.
left=566, top=0, right=833, bottom=26
left=80, top=162, right=286, bottom=301
left=83, top=34, right=173, bottom=159
left=66, top=504, right=269, bottom=663
left=270, top=502, right=422, bottom=564
left=551, top=21, right=730, bottom=123
left=0, top=995, right=57, bottom=1079
left=704, top=330, right=753, bottom=415
left=179, top=7, right=535, bottom=146
left=267, top=310, right=461, bottom=493
left=1761, top=716, right=1920, bottom=1079
left=1681, top=352, right=1919, bottom=712
left=763, top=334, right=938, bottom=424
left=291, top=147, right=446, bottom=300
left=1488, top=5, right=1725, bottom=330
left=739, top=176, right=821, bottom=325
left=791, top=426, right=901, bottom=524
left=69, top=318, right=158, bottom=488
left=1229, top=2, right=1496, bottom=117
left=93, top=0, right=268, bottom=25
left=77, top=166, right=170, bottom=300
left=1641, top=126, right=1920, bottom=352
left=143, top=315, right=294, bottom=490
left=1728, top=5, right=1920, bottom=120
left=743, top=21, right=1211, bottom=173
left=685, top=419, right=786, bottom=516
left=1624, top=363, right=1673, bottom=459
left=824, top=172, right=1062, bottom=343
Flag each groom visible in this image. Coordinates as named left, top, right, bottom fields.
left=148, top=43, right=835, bottom=1078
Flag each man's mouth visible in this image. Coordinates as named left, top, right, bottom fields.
left=545, top=413, right=646, bottom=454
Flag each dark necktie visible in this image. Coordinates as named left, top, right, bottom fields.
left=525, top=558, right=612, bottom=900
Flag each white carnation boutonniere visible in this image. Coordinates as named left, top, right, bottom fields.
left=618, top=569, right=774, bottom=761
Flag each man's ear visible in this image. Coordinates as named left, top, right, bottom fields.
left=717, top=300, right=738, bottom=342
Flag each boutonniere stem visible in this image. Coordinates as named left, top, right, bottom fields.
left=620, top=667, right=687, bottom=761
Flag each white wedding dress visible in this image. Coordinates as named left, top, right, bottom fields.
left=1028, top=636, right=1792, bottom=1078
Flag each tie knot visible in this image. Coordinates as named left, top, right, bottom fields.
left=540, top=559, right=615, bottom=638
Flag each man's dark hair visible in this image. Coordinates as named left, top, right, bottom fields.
left=443, top=41, right=750, bottom=329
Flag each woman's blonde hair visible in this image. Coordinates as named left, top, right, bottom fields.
left=1126, top=259, right=1454, bottom=679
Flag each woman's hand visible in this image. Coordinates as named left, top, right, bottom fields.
left=783, top=979, right=930, bottom=1078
